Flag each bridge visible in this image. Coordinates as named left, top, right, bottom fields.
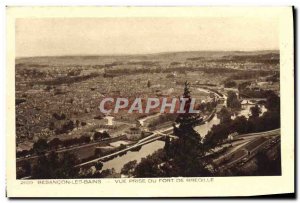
left=240, top=98, right=267, bottom=101
left=75, top=111, right=218, bottom=169
left=240, top=98, right=267, bottom=106
left=75, top=128, right=177, bottom=168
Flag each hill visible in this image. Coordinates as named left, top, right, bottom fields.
left=16, top=50, right=279, bottom=67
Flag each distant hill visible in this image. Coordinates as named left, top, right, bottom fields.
left=15, top=50, right=279, bottom=67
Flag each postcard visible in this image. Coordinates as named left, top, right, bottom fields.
left=6, top=6, right=294, bottom=197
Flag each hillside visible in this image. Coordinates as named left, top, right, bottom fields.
left=16, top=50, right=279, bottom=67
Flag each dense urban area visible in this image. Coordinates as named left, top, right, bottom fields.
left=15, top=50, right=281, bottom=179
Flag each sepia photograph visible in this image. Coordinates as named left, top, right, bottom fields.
left=6, top=6, right=294, bottom=197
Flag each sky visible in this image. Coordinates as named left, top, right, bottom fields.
left=16, top=18, right=279, bottom=57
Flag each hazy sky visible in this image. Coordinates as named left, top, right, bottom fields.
left=16, top=18, right=279, bottom=57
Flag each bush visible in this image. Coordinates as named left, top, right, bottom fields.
left=33, top=139, right=49, bottom=154
left=224, top=80, right=237, bottom=88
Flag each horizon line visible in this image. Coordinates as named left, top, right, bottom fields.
left=16, top=49, right=280, bottom=60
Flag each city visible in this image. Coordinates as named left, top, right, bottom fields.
left=15, top=50, right=281, bottom=179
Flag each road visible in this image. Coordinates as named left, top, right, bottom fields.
left=16, top=135, right=126, bottom=162
left=20, top=86, right=272, bottom=172
left=75, top=125, right=178, bottom=168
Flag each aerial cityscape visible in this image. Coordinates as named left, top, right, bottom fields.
left=15, top=18, right=281, bottom=179
left=15, top=50, right=281, bottom=179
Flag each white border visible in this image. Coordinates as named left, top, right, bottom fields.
left=4, top=6, right=295, bottom=198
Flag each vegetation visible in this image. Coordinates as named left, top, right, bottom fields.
left=204, top=91, right=280, bottom=148
left=33, top=138, right=48, bottom=154
left=122, top=82, right=211, bottom=177
left=227, top=70, right=271, bottom=81
left=34, top=73, right=100, bottom=86
left=147, top=80, right=151, bottom=88
left=240, top=88, right=277, bottom=99
left=216, top=53, right=279, bottom=65
left=217, top=107, right=232, bottom=124
left=238, top=81, right=252, bottom=91
left=253, top=149, right=281, bottom=175
left=54, top=120, right=75, bottom=135
left=16, top=51, right=280, bottom=179
left=80, top=168, right=116, bottom=178
left=93, top=131, right=110, bottom=141
left=31, top=152, right=79, bottom=179
left=147, top=114, right=177, bottom=129
left=103, top=66, right=261, bottom=77
left=198, top=101, right=217, bottom=112
left=95, top=161, right=104, bottom=171
left=122, top=87, right=280, bottom=177
left=231, top=146, right=281, bottom=176
left=266, top=73, right=280, bottom=83
left=250, top=105, right=262, bottom=118
left=224, top=80, right=237, bottom=88
left=121, top=160, right=137, bottom=177
left=226, top=91, right=241, bottom=109
left=17, top=160, right=32, bottom=179
left=18, top=132, right=111, bottom=158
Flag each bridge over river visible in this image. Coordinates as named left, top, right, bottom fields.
left=75, top=128, right=177, bottom=168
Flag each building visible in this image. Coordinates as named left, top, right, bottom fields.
left=241, top=100, right=255, bottom=106
left=242, top=137, right=268, bottom=156
left=125, top=127, right=142, bottom=140
left=104, top=116, right=114, bottom=126
left=228, top=132, right=239, bottom=141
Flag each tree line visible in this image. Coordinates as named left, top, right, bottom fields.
left=204, top=91, right=280, bottom=149
left=103, top=66, right=264, bottom=77
left=17, top=131, right=110, bottom=158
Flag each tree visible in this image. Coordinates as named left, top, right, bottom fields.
left=238, top=81, right=251, bottom=91
left=224, top=80, right=237, bottom=88
left=49, top=121, right=55, bottom=130
left=147, top=80, right=151, bottom=88
left=134, top=150, right=167, bottom=177
left=78, top=135, right=90, bottom=144
left=254, top=150, right=281, bottom=176
left=134, top=82, right=211, bottom=177
left=94, top=131, right=110, bottom=141
left=231, top=116, right=248, bottom=134
left=52, top=113, right=66, bottom=120
left=226, top=91, right=241, bottom=109
left=118, top=144, right=126, bottom=150
left=33, top=138, right=49, bottom=154
left=31, top=152, right=79, bottom=179
left=75, top=120, right=80, bottom=128
left=95, top=161, right=103, bottom=171
left=23, top=160, right=32, bottom=177
left=93, top=132, right=102, bottom=141
left=250, top=104, right=261, bottom=118
left=67, top=69, right=81, bottom=76
left=48, top=138, right=62, bottom=150
left=121, top=160, right=137, bottom=177
left=175, top=81, right=200, bottom=130
left=81, top=168, right=116, bottom=178
left=217, top=107, right=232, bottom=124
left=266, top=92, right=280, bottom=112
left=164, top=136, right=171, bottom=154
left=204, top=122, right=231, bottom=148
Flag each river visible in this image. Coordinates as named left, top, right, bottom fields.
left=102, top=113, right=221, bottom=172
left=102, top=100, right=264, bottom=173
left=102, top=140, right=165, bottom=172
left=194, top=103, right=266, bottom=137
